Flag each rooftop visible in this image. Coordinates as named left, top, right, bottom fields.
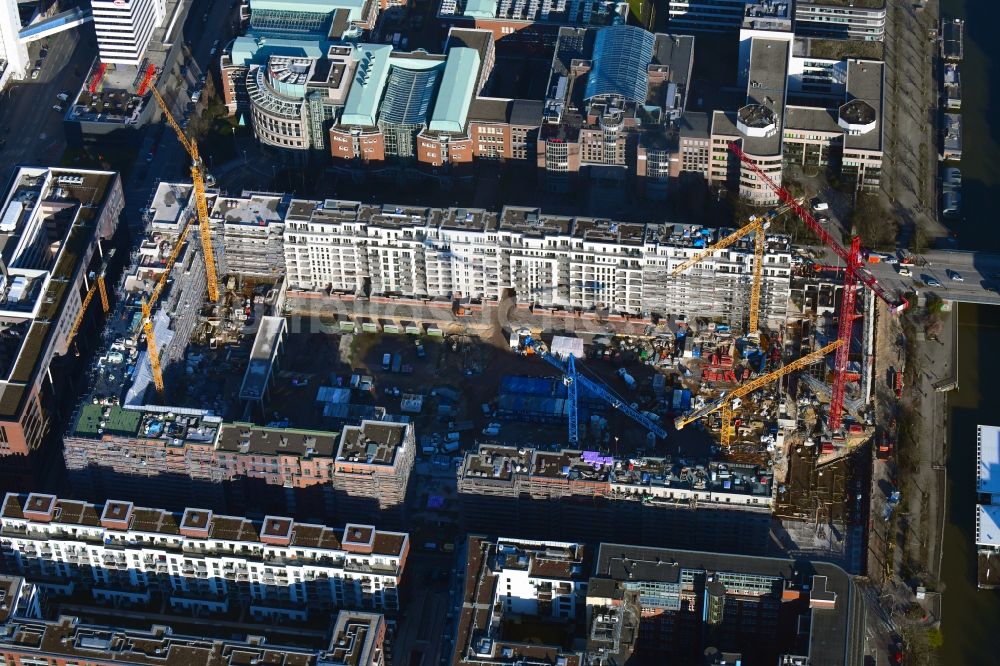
left=979, top=425, right=1000, bottom=495
left=336, top=420, right=408, bottom=467
left=741, top=37, right=788, bottom=156
left=1, top=493, right=408, bottom=558
left=842, top=59, right=883, bottom=151
left=216, top=422, right=338, bottom=457
left=595, top=544, right=862, bottom=666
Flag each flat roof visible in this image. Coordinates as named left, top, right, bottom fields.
left=742, top=37, right=788, bottom=156
left=240, top=316, right=285, bottom=401
left=1, top=493, right=408, bottom=557
left=216, top=422, right=338, bottom=457
left=595, top=544, right=862, bottom=666
left=429, top=47, right=480, bottom=133
left=843, top=59, right=883, bottom=151
left=337, top=421, right=407, bottom=467
left=978, top=505, right=1000, bottom=547
left=979, top=425, right=1000, bottom=494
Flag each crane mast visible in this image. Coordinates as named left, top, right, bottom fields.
left=66, top=248, right=115, bottom=351
left=671, top=202, right=792, bottom=334
left=728, top=142, right=907, bottom=431
left=148, top=86, right=219, bottom=303
left=142, top=214, right=195, bottom=397
left=674, top=340, right=842, bottom=445
left=521, top=336, right=668, bottom=443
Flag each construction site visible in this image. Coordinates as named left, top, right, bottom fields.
left=59, top=125, right=906, bottom=569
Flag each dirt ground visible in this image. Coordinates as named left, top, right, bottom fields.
left=257, top=328, right=712, bottom=458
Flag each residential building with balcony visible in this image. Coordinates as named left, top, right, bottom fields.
left=62, top=407, right=343, bottom=517
left=452, top=536, right=589, bottom=665
left=331, top=421, right=416, bottom=518
left=0, top=493, right=409, bottom=618
left=280, top=198, right=793, bottom=327
left=0, top=574, right=389, bottom=666
left=456, top=444, right=776, bottom=554
left=212, top=192, right=288, bottom=279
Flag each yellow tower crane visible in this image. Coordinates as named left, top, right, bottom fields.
left=142, top=214, right=195, bottom=396
left=147, top=85, right=219, bottom=303
left=66, top=248, right=115, bottom=351
left=671, top=202, right=794, bottom=335
left=674, top=340, right=842, bottom=446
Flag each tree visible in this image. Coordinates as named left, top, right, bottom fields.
left=849, top=194, right=896, bottom=250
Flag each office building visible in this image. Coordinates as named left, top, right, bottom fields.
left=710, top=36, right=789, bottom=205
left=0, top=492, right=409, bottom=616
left=783, top=59, right=884, bottom=192
left=708, top=32, right=884, bottom=200
left=456, top=444, right=775, bottom=554
left=332, top=420, right=416, bottom=516
left=453, top=538, right=864, bottom=664
left=437, top=0, right=628, bottom=45
left=668, top=0, right=789, bottom=33
left=0, top=167, right=123, bottom=459
left=793, top=0, right=886, bottom=41
left=537, top=26, right=695, bottom=196
left=977, top=425, right=1000, bottom=589
left=91, top=0, right=166, bottom=65
left=0, top=575, right=389, bottom=666
left=281, top=199, right=793, bottom=327
left=593, top=544, right=865, bottom=663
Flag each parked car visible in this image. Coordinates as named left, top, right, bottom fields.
left=190, top=89, right=201, bottom=103
left=898, top=267, right=912, bottom=277
left=948, top=270, right=964, bottom=282
left=925, top=276, right=942, bottom=287
left=52, top=104, right=63, bottom=113
left=56, top=91, right=69, bottom=102
left=811, top=198, right=829, bottom=211
left=39, top=48, right=48, bottom=59
left=30, top=69, right=40, bottom=79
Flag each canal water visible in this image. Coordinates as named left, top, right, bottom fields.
left=931, top=0, right=1000, bottom=659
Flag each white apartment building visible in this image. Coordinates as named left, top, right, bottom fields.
left=280, top=199, right=794, bottom=329
left=0, top=493, right=409, bottom=618
left=91, top=0, right=166, bottom=65
left=490, top=538, right=587, bottom=620
left=0, top=0, right=28, bottom=87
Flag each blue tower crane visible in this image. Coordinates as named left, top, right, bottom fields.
left=522, top=336, right=668, bottom=444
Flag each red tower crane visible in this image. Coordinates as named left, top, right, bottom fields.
left=727, top=142, right=908, bottom=431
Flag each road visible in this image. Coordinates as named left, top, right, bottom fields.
left=124, top=0, right=242, bottom=226
left=0, top=28, right=95, bottom=182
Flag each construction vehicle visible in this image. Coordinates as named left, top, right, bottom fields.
left=671, top=201, right=794, bottom=335
left=66, top=247, right=115, bottom=352
left=674, top=340, right=842, bottom=446
left=520, top=335, right=668, bottom=444
left=142, top=215, right=195, bottom=396
left=728, top=142, right=907, bottom=431
left=146, top=84, right=219, bottom=303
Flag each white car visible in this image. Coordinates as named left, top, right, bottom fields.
left=30, top=69, right=40, bottom=79
left=898, top=267, right=912, bottom=277
left=812, top=198, right=829, bottom=211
